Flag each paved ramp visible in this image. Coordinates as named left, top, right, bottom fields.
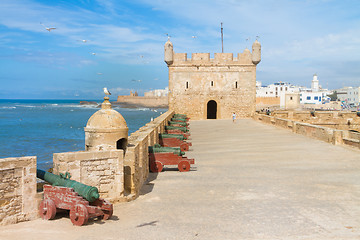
left=1, top=119, right=360, bottom=239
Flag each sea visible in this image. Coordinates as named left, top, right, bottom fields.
left=0, top=99, right=167, bottom=170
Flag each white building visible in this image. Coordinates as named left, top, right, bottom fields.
left=256, top=82, right=300, bottom=98
left=346, top=87, right=360, bottom=106
left=299, top=74, right=330, bottom=104
left=144, top=87, right=169, bottom=97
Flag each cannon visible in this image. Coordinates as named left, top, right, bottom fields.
left=160, top=133, right=187, bottom=140
left=174, top=113, right=187, bottom=118
left=37, top=169, right=113, bottom=226
left=171, top=117, right=188, bottom=122
left=165, top=125, right=188, bottom=132
left=37, top=169, right=99, bottom=202
left=166, top=129, right=190, bottom=138
left=159, top=134, right=192, bottom=151
left=149, top=145, right=194, bottom=172
left=169, top=121, right=188, bottom=127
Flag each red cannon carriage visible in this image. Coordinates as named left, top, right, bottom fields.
left=39, top=185, right=113, bottom=226
left=149, top=146, right=195, bottom=172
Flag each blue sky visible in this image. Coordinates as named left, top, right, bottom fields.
left=0, top=0, right=359, bottom=99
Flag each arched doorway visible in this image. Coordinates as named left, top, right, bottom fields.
left=207, top=100, right=217, bottom=119
left=116, top=138, right=127, bottom=153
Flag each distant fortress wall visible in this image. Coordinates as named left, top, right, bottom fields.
left=116, top=95, right=168, bottom=108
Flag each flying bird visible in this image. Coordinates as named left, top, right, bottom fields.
left=192, top=36, right=197, bottom=39
left=90, top=52, right=96, bottom=55
left=40, top=22, right=56, bottom=32
left=103, top=87, right=111, bottom=96
left=97, top=72, right=103, bottom=75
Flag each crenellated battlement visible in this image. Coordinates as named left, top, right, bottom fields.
left=171, top=50, right=254, bottom=66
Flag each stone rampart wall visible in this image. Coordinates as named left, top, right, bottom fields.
left=124, top=110, right=174, bottom=199
left=116, top=96, right=168, bottom=108
left=0, top=157, right=37, bottom=226
left=53, top=150, right=124, bottom=202
left=254, top=113, right=360, bottom=149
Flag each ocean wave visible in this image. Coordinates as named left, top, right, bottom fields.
left=0, top=106, right=16, bottom=109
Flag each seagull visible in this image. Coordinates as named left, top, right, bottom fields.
left=103, top=87, right=111, bottom=96
left=90, top=52, right=96, bottom=55
left=80, top=39, right=87, bottom=43
left=192, top=36, right=197, bottom=39
left=40, top=22, right=56, bottom=32
left=97, top=72, right=103, bottom=75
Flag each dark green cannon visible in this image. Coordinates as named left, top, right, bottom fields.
left=159, top=133, right=186, bottom=140
left=37, top=169, right=100, bottom=202
left=149, top=144, right=185, bottom=156
left=165, top=125, right=188, bottom=132
left=174, top=114, right=187, bottom=118
left=171, top=117, right=187, bottom=121
left=168, top=121, right=187, bottom=127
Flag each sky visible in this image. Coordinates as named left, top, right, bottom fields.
left=0, top=0, right=359, bottom=100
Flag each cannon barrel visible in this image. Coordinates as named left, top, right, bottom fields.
left=174, top=114, right=187, bottom=118
left=149, top=144, right=185, bottom=156
left=159, top=133, right=186, bottom=140
left=165, top=125, right=188, bottom=132
left=37, top=169, right=100, bottom=202
left=171, top=118, right=188, bottom=122
left=169, top=121, right=188, bottom=127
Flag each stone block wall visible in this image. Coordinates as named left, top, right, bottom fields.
left=123, top=110, right=174, bottom=198
left=53, top=150, right=124, bottom=202
left=0, top=157, right=37, bottom=226
left=254, top=113, right=360, bottom=149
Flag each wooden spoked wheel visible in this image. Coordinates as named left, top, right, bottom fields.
left=39, top=199, right=56, bottom=220
left=102, top=208, right=113, bottom=220
left=178, top=161, right=190, bottom=172
left=70, top=204, right=89, bottom=226
left=150, top=161, right=163, bottom=173
left=180, top=143, right=189, bottom=151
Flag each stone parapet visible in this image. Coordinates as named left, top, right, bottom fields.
left=53, top=150, right=124, bottom=202
left=0, top=157, right=37, bottom=226
left=124, top=110, right=174, bottom=198
left=254, top=112, right=360, bottom=149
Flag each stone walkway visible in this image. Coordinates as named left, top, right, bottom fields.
left=1, top=119, right=360, bottom=239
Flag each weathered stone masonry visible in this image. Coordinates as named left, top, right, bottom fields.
left=165, top=39, right=261, bottom=120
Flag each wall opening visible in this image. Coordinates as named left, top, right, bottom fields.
left=186, top=82, right=189, bottom=89
left=207, top=100, right=217, bottom=119
left=235, top=82, right=238, bottom=89
left=116, top=138, right=127, bottom=153
left=211, top=81, right=214, bottom=87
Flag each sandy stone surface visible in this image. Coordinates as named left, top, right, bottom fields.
left=1, top=119, right=360, bottom=239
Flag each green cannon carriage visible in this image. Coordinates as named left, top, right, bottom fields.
left=165, top=125, right=189, bottom=132
left=168, top=121, right=188, bottom=127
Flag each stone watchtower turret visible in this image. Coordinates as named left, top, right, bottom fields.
left=164, top=39, right=261, bottom=120
left=84, top=97, right=129, bottom=152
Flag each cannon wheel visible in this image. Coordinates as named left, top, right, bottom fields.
left=150, top=161, right=163, bottom=173
left=39, top=199, right=56, bottom=220
left=101, top=208, right=113, bottom=220
left=70, top=204, right=89, bottom=226
left=178, top=160, right=190, bottom=172
left=180, top=143, right=189, bottom=152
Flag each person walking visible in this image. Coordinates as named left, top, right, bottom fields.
left=232, top=112, right=236, bottom=123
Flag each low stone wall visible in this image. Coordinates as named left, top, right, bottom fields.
left=0, top=157, right=37, bottom=226
left=123, top=110, right=174, bottom=198
left=254, top=113, right=359, bottom=149
left=53, top=150, right=124, bottom=202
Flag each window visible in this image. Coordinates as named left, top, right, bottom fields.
left=186, top=82, right=189, bottom=89
left=235, top=82, right=238, bottom=89
left=280, top=87, right=283, bottom=91
left=319, top=97, right=321, bottom=101
left=307, top=96, right=311, bottom=100
left=314, top=96, right=318, bottom=100
left=211, top=81, right=214, bottom=87
left=276, top=87, right=278, bottom=91
left=285, top=87, right=288, bottom=91
left=266, top=92, right=268, bottom=94
left=290, top=96, right=293, bottom=100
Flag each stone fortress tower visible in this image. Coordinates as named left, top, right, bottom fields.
left=164, top=38, right=261, bottom=120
